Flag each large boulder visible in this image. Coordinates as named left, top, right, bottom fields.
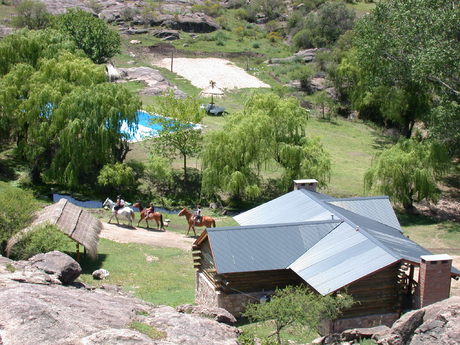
left=375, top=296, right=460, bottom=345
left=176, top=304, right=237, bottom=325
left=341, top=325, right=390, bottom=342
left=0, top=258, right=240, bottom=345
left=153, top=29, right=180, bottom=41
left=152, top=13, right=219, bottom=33
left=27, top=251, right=82, bottom=284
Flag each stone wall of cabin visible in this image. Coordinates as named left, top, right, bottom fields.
left=195, top=272, right=219, bottom=308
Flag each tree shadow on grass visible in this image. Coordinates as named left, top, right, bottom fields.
left=0, top=149, right=21, bottom=182
left=78, top=253, right=108, bottom=275
left=397, top=212, right=439, bottom=227
left=370, top=130, right=398, bottom=151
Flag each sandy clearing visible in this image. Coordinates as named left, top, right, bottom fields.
left=153, top=57, right=270, bottom=90
left=100, top=222, right=195, bottom=251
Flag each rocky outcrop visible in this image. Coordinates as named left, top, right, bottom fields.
left=153, top=29, right=181, bottom=41
left=341, top=325, right=390, bottom=342
left=176, top=304, right=237, bottom=325
left=375, top=297, right=460, bottom=345
left=268, top=48, right=327, bottom=64
left=118, top=66, right=186, bottom=97
left=309, top=297, right=460, bottom=345
left=38, top=0, right=92, bottom=15
left=152, top=13, right=219, bottom=33
left=0, top=252, right=240, bottom=345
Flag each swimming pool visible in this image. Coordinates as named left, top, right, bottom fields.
left=122, top=110, right=201, bottom=142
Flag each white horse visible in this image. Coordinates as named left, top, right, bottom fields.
left=103, top=198, right=135, bottom=226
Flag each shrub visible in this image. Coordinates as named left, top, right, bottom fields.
left=12, top=0, right=51, bottom=29
left=191, top=0, right=222, bottom=17
left=97, top=162, right=138, bottom=198
left=0, top=182, right=40, bottom=255
left=9, top=223, right=73, bottom=260
left=252, top=42, right=260, bottom=48
left=235, top=8, right=248, bottom=20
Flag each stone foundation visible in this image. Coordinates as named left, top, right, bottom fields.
left=195, top=272, right=219, bottom=308
left=195, top=272, right=274, bottom=316
left=319, top=313, right=399, bottom=335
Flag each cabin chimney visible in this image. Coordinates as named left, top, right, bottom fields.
left=416, top=254, right=452, bottom=308
left=293, top=179, right=318, bottom=192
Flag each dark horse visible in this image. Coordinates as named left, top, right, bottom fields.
left=178, top=207, right=216, bottom=236
left=133, top=202, right=166, bottom=231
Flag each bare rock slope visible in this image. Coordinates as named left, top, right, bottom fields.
left=375, top=296, right=460, bottom=345
left=0, top=254, right=239, bottom=345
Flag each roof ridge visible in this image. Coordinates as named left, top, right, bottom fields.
left=324, top=203, right=400, bottom=261
left=207, top=219, right=342, bottom=232
left=327, top=202, right=402, bottom=233
left=329, top=196, right=390, bottom=202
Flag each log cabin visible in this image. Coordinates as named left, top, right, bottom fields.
left=193, top=180, right=460, bottom=332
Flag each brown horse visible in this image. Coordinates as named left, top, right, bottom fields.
left=133, top=203, right=166, bottom=231
left=178, top=207, right=216, bottom=236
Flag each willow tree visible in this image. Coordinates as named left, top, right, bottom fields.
left=0, top=34, right=140, bottom=188
left=146, top=91, right=205, bottom=183
left=202, top=93, right=330, bottom=201
left=364, top=139, right=451, bottom=211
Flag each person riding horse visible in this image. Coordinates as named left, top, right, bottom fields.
left=193, top=205, right=202, bottom=225
left=114, top=195, right=125, bottom=212
left=146, top=202, right=155, bottom=217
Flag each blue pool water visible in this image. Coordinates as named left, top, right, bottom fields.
left=122, top=110, right=200, bottom=142
left=137, top=110, right=162, bottom=129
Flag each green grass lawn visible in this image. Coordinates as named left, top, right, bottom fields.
left=400, top=214, right=460, bottom=255
left=78, top=239, right=195, bottom=306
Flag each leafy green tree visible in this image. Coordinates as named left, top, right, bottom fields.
left=146, top=92, right=204, bottom=183
left=352, top=0, right=460, bottom=138
left=0, top=31, right=140, bottom=188
left=429, top=102, right=460, bottom=157
left=12, top=0, right=51, bottom=29
left=97, top=162, right=137, bottom=196
left=53, top=9, right=121, bottom=64
left=314, top=91, right=337, bottom=120
left=0, top=182, right=40, bottom=255
left=202, top=93, right=330, bottom=201
left=293, top=1, right=355, bottom=49
left=243, top=286, right=353, bottom=345
left=364, top=139, right=451, bottom=211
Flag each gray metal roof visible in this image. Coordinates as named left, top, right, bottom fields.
left=233, top=190, right=333, bottom=226
left=220, top=189, right=460, bottom=292
left=328, top=197, right=402, bottom=230
left=289, top=222, right=397, bottom=295
left=207, top=220, right=340, bottom=274
left=326, top=204, right=460, bottom=275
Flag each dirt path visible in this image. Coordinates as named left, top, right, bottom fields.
left=100, top=222, right=195, bottom=251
